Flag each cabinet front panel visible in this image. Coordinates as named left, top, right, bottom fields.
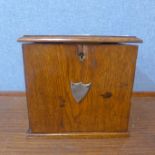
left=23, top=44, right=137, bottom=133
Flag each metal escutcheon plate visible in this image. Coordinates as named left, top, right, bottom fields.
left=71, top=82, right=91, bottom=103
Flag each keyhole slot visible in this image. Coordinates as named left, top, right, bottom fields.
left=78, top=52, right=85, bottom=61
left=77, top=45, right=85, bottom=62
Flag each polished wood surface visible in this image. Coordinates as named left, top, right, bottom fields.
left=0, top=96, right=155, bottom=154
left=1, top=91, right=155, bottom=97
left=133, top=91, right=155, bottom=97
left=28, top=132, right=129, bottom=138
left=18, top=35, right=143, bottom=43
left=23, top=43, right=138, bottom=135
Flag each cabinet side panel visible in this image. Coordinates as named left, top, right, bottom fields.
left=22, top=44, right=32, bottom=131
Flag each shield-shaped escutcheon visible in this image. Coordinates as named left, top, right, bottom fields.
left=71, top=82, right=91, bottom=103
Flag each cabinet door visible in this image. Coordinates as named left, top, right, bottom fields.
left=23, top=43, right=137, bottom=133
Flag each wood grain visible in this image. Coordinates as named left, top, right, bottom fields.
left=23, top=43, right=138, bottom=135
left=17, top=35, right=143, bottom=43
left=1, top=91, right=155, bottom=97
left=0, top=96, right=155, bottom=155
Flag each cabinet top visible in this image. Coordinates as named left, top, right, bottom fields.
left=17, top=35, right=143, bottom=43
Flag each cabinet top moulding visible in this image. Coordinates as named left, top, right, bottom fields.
left=17, top=35, right=143, bottom=43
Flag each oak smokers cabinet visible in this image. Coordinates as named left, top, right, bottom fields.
left=18, top=35, right=142, bottom=138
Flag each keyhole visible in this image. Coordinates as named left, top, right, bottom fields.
left=77, top=45, right=85, bottom=62
left=78, top=52, right=85, bottom=61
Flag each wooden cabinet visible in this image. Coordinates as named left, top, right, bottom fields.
left=18, top=35, right=142, bottom=138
